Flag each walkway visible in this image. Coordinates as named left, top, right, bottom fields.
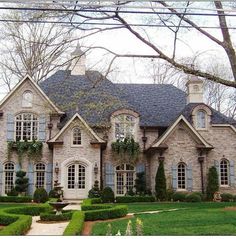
left=26, top=202, right=81, bottom=236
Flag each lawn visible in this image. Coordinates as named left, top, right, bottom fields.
left=91, top=202, right=236, bottom=236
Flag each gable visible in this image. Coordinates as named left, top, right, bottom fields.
left=0, top=75, right=64, bottom=114
left=150, top=115, right=213, bottom=149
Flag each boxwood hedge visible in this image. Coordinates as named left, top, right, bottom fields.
left=0, top=196, right=32, bottom=203
left=40, top=210, right=74, bottom=221
left=115, top=196, right=155, bottom=203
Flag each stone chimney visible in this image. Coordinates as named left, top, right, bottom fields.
left=186, top=75, right=204, bottom=103
left=70, top=43, right=86, bottom=75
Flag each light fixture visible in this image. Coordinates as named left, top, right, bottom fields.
left=55, top=162, right=59, bottom=174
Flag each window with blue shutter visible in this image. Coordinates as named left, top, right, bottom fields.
left=186, top=164, right=193, bottom=191
left=38, top=115, right=46, bottom=142
left=229, top=160, right=235, bottom=187
left=105, top=163, right=114, bottom=191
left=27, top=162, right=34, bottom=196
left=46, top=163, right=53, bottom=193
left=172, top=165, right=177, bottom=191
left=7, top=114, right=14, bottom=141
left=136, top=163, right=145, bottom=173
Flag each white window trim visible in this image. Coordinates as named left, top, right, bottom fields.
left=34, top=163, right=46, bottom=190
left=177, top=163, right=187, bottom=190
left=219, top=159, right=230, bottom=187
left=71, top=127, right=83, bottom=148
left=3, top=162, right=15, bottom=195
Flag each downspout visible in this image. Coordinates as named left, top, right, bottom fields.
left=100, top=147, right=104, bottom=190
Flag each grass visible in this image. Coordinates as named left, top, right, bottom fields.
left=91, top=202, right=236, bottom=235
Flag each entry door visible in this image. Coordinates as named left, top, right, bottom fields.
left=65, top=163, right=87, bottom=199
left=116, top=171, right=134, bottom=195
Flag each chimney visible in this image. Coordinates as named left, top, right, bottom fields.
left=186, top=75, right=204, bottom=104
left=70, top=43, right=86, bottom=75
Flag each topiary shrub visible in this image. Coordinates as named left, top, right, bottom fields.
left=155, top=160, right=167, bottom=201
left=15, top=171, right=29, bottom=195
left=101, top=187, right=115, bottom=203
left=206, top=166, right=219, bottom=200
left=49, top=189, right=60, bottom=199
left=166, top=188, right=174, bottom=201
left=185, top=193, right=201, bottom=202
left=88, top=181, right=101, bottom=198
left=221, top=193, right=234, bottom=202
left=134, top=172, right=146, bottom=195
left=40, top=210, right=74, bottom=221
left=33, top=188, right=49, bottom=203
left=172, top=192, right=186, bottom=202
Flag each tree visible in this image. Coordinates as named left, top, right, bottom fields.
left=15, top=170, right=29, bottom=195
left=155, top=160, right=167, bottom=201
left=206, top=166, right=219, bottom=200
left=134, top=172, right=146, bottom=195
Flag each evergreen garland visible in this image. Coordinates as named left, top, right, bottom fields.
left=155, top=160, right=167, bottom=201
left=206, top=166, right=219, bottom=200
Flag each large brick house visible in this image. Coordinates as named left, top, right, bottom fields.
left=0, top=47, right=236, bottom=199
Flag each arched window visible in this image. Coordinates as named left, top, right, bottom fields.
left=15, top=113, right=38, bottom=141
left=116, top=164, right=135, bottom=195
left=35, top=163, right=46, bottom=189
left=115, top=114, right=135, bottom=140
left=220, top=159, right=229, bottom=186
left=177, top=163, right=186, bottom=189
left=72, top=127, right=81, bottom=145
left=4, top=163, right=15, bottom=194
left=22, top=91, right=33, bottom=108
left=197, top=110, right=206, bottom=129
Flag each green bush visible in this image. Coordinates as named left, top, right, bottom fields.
left=7, top=188, right=18, bottom=196
left=115, top=196, right=155, bottom=203
left=101, top=187, right=115, bottom=203
left=81, top=204, right=112, bottom=211
left=166, top=188, right=174, bottom=201
left=33, top=188, right=49, bottom=203
left=206, top=166, right=219, bottom=200
left=49, top=189, right=60, bottom=198
left=0, top=214, right=18, bottom=225
left=0, top=215, right=32, bottom=236
left=233, top=195, right=236, bottom=202
left=88, top=180, right=101, bottom=198
left=81, top=198, right=102, bottom=207
left=135, top=172, right=146, bottom=195
left=84, top=205, right=128, bottom=221
left=40, top=210, right=74, bottom=221
left=185, top=193, right=201, bottom=202
left=155, top=160, right=167, bottom=201
left=15, top=171, right=29, bottom=194
left=172, top=192, right=186, bottom=202
left=221, top=193, right=234, bottom=202
left=63, top=211, right=85, bottom=236
left=0, top=196, right=32, bottom=203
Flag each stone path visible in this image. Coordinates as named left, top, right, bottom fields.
left=26, top=203, right=81, bottom=236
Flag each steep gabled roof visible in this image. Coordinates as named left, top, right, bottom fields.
left=150, top=115, right=213, bottom=149
left=0, top=75, right=64, bottom=114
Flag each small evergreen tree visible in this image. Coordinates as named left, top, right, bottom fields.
left=15, top=170, right=29, bottom=195
left=134, top=172, right=146, bottom=195
left=155, top=160, right=167, bottom=201
left=206, top=166, right=219, bottom=200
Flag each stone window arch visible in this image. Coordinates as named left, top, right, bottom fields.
left=197, top=110, right=206, bottom=129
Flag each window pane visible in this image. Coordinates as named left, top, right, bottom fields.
left=73, top=128, right=81, bottom=145
left=220, top=159, right=229, bottom=185
left=177, top=163, right=186, bottom=189
left=4, top=163, right=14, bottom=194
left=197, top=111, right=206, bottom=128
left=115, top=114, right=135, bottom=140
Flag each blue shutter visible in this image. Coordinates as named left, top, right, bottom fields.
left=105, top=163, right=114, bottom=191
left=27, top=162, right=34, bottom=196
left=46, top=163, right=52, bottom=193
left=136, top=163, right=145, bottom=173
left=38, top=115, right=46, bottom=142
left=186, top=164, right=193, bottom=191
left=172, top=165, right=177, bottom=191
left=6, top=114, right=14, bottom=141
left=0, top=163, right=3, bottom=195
left=15, top=163, right=21, bottom=172
left=229, top=160, right=235, bottom=187
left=214, top=160, right=220, bottom=183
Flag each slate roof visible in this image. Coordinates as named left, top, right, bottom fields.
left=40, top=70, right=236, bottom=128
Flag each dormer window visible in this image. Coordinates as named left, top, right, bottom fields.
left=115, top=114, right=135, bottom=140
left=22, top=91, right=33, bottom=108
left=197, top=110, right=206, bottom=129
left=72, top=127, right=82, bottom=145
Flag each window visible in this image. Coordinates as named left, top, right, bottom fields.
left=22, top=91, right=33, bottom=107
left=115, top=114, right=135, bottom=140
left=177, top=163, right=186, bottom=189
left=116, top=164, right=135, bottom=195
left=197, top=110, right=206, bottom=129
left=220, top=159, right=229, bottom=186
left=35, top=163, right=46, bottom=189
left=4, top=163, right=14, bottom=194
left=67, top=164, right=86, bottom=189
left=72, top=127, right=81, bottom=145
left=15, top=113, right=38, bottom=141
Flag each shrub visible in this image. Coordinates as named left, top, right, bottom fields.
left=88, top=180, right=101, bottom=198
left=206, top=166, right=219, bottom=200
left=135, top=172, right=146, bottom=195
left=49, top=189, right=60, bottom=198
left=63, top=211, right=85, bottom=236
left=166, top=188, right=174, bottom=201
left=185, top=193, right=201, bottom=202
left=81, top=204, right=112, bottom=211
left=221, top=193, right=234, bottom=202
left=126, top=188, right=135, bottom=196
left=172, top=192, right=186, bottom=202
left=115, top=196, right=155, bottom=203
left=84, top=205, right=128, bottom=221
left=33, top=188, right=49, bottom=203
left=0, top=214, right=18, bottom=225
left=233, top=195, right=236, bottom=202
left=101, top=187, right=115, bottom=203
left=40, top=210, right=74, bottom=221
left=155, top=160, right=167, bottom=201
left=81, top=198, right=102, bottom=206
left=7, top=188, right=18, bottom=196
left=0, top=196, right=32, bottom=203
left=15, top=171, right=29, bottom=195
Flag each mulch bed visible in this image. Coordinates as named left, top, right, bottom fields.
left=82, top=215, right=134, bottom=236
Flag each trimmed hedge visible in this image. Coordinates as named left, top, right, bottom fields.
left=40, top=210, right=74, bottom=221
left=0, top=214, right=18, bottom=225
left=81, top=204, right=112, bottom=211
left=81, top=198, right=102, bottom=207
left=185, top=193, right=201, bottom=202
left=0, top=196, right=32, bottom=203
left=115, top=196, right=155, bottom=203
left=63, top=211, right=85, bottom=236
left=84, top=205, right=128, bottom=221
left=0, top=214, right=32, bottom=236
left=172, top=192, right=187, bottom=202
left=221, top=193, right=234, bottom=202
